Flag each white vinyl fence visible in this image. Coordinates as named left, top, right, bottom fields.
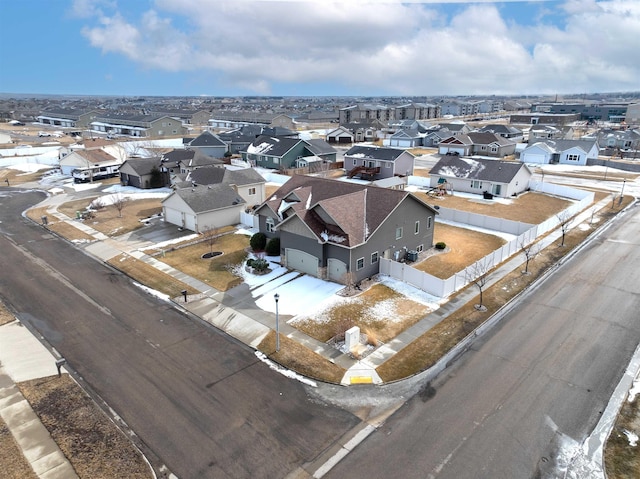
left=381, top=185, right=595, bottom=298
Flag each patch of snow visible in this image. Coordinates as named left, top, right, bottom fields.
left=628, top=377, right=640, bottom=402
left=623, top=429, right=638, bottom=447
left=150, top=234, right=199, bottom=251
left=379, top=275, right=445, bottom=309
left=255, top=351, right=317, bottom=387
left=436, top=218, right=516, bottom=242
left=132, top=281, right=170, bottom=302
left=256, top=275, right=343, bottom=315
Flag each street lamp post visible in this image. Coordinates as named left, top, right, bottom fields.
left=274, top=293, right=280, bottom=352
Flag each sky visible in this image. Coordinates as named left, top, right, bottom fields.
left=0, top=0, right=639, bottom=97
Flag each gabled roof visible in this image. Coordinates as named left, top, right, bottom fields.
left=187, top=166, right=265, bottom=187
left=188, top=131, right=226, bottom=147
left=305, top=138, right=337, bottom=156
left=477, top=124, right=522, bottom=135
left=245, top=135, right=302, bottom=157
left=391, top=129, right=421, bottom=139
left=344, top=145, right=412, bottom=161
left=164, top=184, right=245, bottom=213
left=121, top=157, right=162, bottom=176
left=430, top=156, right=529, bottom=183
left=467, top=132, right=515, bottom=146
left=257, top=175, right=436, bottom=249
left=72, top=149, right=117, bottom=165
left=440, top=135, right=473, bottom=146
left=529, top=139, right=599, bottom=154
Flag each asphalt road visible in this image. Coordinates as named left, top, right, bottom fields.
left=325, top=204, right=640, bottom=478
left=0, top=188, right=359, bottom=479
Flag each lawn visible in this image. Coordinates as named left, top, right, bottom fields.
left=18, top=375, right=152, bottom=479
left=414, top=190, right=572, bottom=224
left=290, top=283, right=433, bottom=345
left=157, top=232, right=250, bottom=291
left=375, top=195, right=634, bottom=382
left=414, top=223, right=507, bottom=279
left=58, top=197, right=162, bottom=237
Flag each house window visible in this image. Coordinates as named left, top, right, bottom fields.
left=490, top=146, right=498, bottom=153
left=396, top=226, right=403, bottom=240
left=414, top=221, right=420, bottom=234
left=356, top=257, right=365, bottom=270
left=274, top=157, right=280, bottom=164
left=386, top=162, right=391, bottom=168
left=266, top=217, right=275, bottom=233
left=248, top=187, right=256, bottom=195
left=371, top=251, right=379, bottom=264
left=566, top=154, right=580, bottom=162
left=416, top=244, right=424, bottom=253
left=471, top=180, right=482, bottom=189
left=427, top=217, right=432, bottom=229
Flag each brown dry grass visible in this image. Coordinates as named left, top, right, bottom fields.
left=157, top=232, right=249, bottom=291
left=0, top=302, right=15, bottom=326
left=107, top=254, right=199, bottom=297
left=18, top=375, right=152, bottom=479
left=59, top=198, right=162, bottom=237
left=291, top=284, right=431, bottom=343
left=257, top=332, right=345, bottom=384
left=415, top=190, right=572, bottom=224
left=605, top=393, right=640, bottom=478
left=376, top=196, right=634, bottom=382
left=415, top=224, right=506, bottom=279
left=0, top=168, right=49, bottom=186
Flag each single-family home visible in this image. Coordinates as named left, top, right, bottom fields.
left=119, top=157, right=170, bottom=189
left=429, top=156, right=532, bottom=198
left=388, top=129, right=423, bottom=148
left=437, top=135, right=474, bottom=156
left=241, top=136, right=337, bottom=170
left=161, top=184, right=245, bottom=233
left=184, top=166, right=267, bottom=208
left=476, top=124, right=524, bottom=142
left=254, top=175, right=438, bottom=283
left=519, top=139, right=599, bottom=166
left=326, top=126, right=355, bottom=144
left=467, top=132, right=517, bottom=157
left=58, top=149, right=120, bottom=176
left=186, top=131, right=228, bottom=158
left=344, top=145, right=415, bottom=180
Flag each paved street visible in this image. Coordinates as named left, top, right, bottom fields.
left=0, top=189, right=360, bottom=479
left=325, top=203, right=640, bottom=478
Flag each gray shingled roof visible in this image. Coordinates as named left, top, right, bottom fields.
left=344, top=145, right=409, bottom=161
left=258, top=175, right=435, bottom=248
left=430, top=156, right=527, bottom=183
left=187, top=166, right=266, bottom=187
left=168, top=184, right=245, bottom=213
left=188, top=131, right=227, bottom=147
left=121, top=157, right=162, bottom=175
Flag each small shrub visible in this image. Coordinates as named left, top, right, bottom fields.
left=252, top=258, right=269, bottom=272
left=250, top=232, right=267, bottom=251
left=246, top=258, right=255, bottom=268
left=435, top=241, right=446, bottom=250
left=265, top=237, right=280, bottom=256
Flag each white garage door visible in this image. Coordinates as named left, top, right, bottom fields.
left=286, top=248, right=318, bottom=277
left=327, top=258, right=347, bottom=283
left=185, top=213, right=197, bottom=232
left=163, top=208, right=182, bottom=227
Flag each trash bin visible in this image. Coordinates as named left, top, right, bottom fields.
left=76, top=211, right=81, bottom=219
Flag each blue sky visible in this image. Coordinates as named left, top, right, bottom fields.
left=0, top=0, right=638, bottom=97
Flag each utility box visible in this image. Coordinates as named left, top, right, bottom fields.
left=407, top=250, right=418, bottom=262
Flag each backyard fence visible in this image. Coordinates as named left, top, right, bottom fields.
left=380, top=185, right=595, bottom=298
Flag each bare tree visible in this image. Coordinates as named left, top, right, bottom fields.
left=556, top=211, right=574, bottom=247
left=466, top=257, right=493, bottom=311
left=201, top=224, right=219, bottom=254
left=341, top=270, right=357, bottom=294
left=110, top=194, right=129, bottom=218
left=519, top=240, right=541, bottom=274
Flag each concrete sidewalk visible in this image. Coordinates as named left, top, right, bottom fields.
left=35, top=190, right=619, bottom=385
left=0, top=321, right=79, bottom=479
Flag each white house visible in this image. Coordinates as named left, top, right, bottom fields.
left=520, top=139, right=599, bottom=166
left=161, top=184, right=246, bottom=233
left=429, top=156, right=532, bottom=198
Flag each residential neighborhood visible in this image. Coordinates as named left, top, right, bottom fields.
left=1, top=92, right=640, bottom=479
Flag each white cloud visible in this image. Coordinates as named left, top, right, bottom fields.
left=76, top=0, right=640, bottom=95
